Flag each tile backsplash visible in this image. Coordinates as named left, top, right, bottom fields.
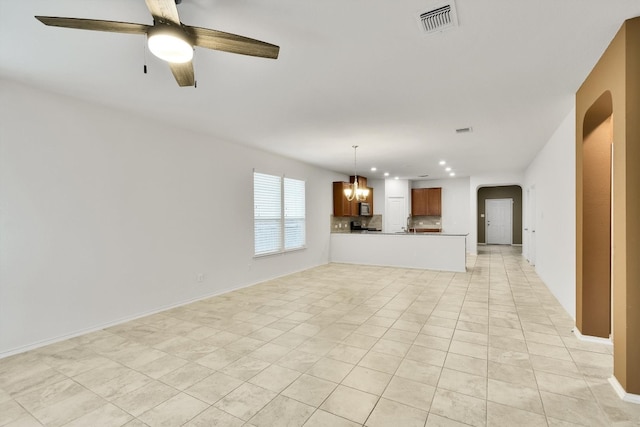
left=408, top=215, right=442, bottom=230
left=330, top=214, right=382, bottom=233
left=365, top=215, right=382, bottom=230
left=331, top=216, right=351, bottom=233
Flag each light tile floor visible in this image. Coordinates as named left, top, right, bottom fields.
left=1, top=246, right=639, bottom=426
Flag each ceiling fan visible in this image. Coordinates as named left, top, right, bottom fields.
left=35, top=0, right=280, bottom=87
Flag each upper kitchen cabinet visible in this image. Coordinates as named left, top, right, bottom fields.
left=411, top=189, right=428, bottom=216
left=333, top=182, right=355, bottom=217
left=351, top=177, right=373, bottom=208
left=350, top=176, right=367, bottom=188
left=411, top=187, right=442, bottom=216
left=333, top=180, right=374, bottom=217
left=365, top=188, right=373, bottom=207
left=427, top=187, right=441, bottom=216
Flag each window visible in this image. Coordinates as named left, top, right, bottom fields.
left=254, top=172, right=306, bottom=256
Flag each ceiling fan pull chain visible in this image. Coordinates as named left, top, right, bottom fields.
left=143, top=38, right=148, bottom=74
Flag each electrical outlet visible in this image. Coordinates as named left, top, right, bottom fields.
left=197, top=273, right=205, bottom=283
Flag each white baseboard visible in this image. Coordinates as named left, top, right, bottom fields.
left=609, top=376, right=640, bottom=404
left=0, top=284, right=252, bottom=359
left=573, top=329, right=640, bottom=404
left=0, top=263, right=325, bottom=359
left=573, top=327, right=613, bottom=346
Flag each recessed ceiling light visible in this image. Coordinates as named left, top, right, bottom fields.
left=439, top=160, right=446, bottom=165
left=445, top=167, right=451, bottom=172
left=371, top=167, right=377, bottom=172
left=449, top=172, right=455, bottom=177
left=384, top=172, right=389, bottom=177
left=394, top=176, right=399, bottom=180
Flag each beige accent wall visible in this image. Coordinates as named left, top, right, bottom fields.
left=625, top=18, right=640, bottom=397
left=576, top=16, right=640, bottom=395
left=477, top=185, right=523, bottom=245
left=580, top=115, right=612, bottom=338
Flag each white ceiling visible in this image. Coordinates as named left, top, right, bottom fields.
left=2, top=0, right=639, bottom=180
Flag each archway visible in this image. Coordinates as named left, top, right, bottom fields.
left=578, top=90, right=613, bottom=339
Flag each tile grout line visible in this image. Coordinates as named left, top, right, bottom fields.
left=504, top=247, right=551, bottom=425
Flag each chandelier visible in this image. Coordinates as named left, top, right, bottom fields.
left=344, top=145, right=370, bottom=202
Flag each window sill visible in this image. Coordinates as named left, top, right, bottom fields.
left=254, top=246, right=307, bottom=259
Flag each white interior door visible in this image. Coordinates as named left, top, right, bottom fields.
left=486, top=199, right=512, bottom=244
left=529, top=187, right=536, bottom=265
left=387, top=197, right=406, bottom=233
left=523, top=189, right=529, bottom=259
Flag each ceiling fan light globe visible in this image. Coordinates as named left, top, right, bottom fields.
left=148, top=33, right=193, bottom=63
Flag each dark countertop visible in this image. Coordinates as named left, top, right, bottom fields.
left=341, top=230, right=467, bottom=237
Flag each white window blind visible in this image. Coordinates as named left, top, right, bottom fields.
left=254, top=172, right=305, bottom=256
left=284, top=177, right=306, bottom=250
left=254, top=173, right=282, bottom=256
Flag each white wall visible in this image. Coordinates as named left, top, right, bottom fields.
left=468, top=172, right=525, bottom=254
left=524, top=107, right=576, bottom=318
left=369, top=178, right=385, bottom=215
left=0, top=79, right=342, bottom=356
left=412, top=177, right=471, bottom=245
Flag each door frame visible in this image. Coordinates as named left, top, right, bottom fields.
left=528, top=186, right=536, bottom=266
left=386, top=196, right=407, bottom=233
left=485, top=198, right=513, bottom=245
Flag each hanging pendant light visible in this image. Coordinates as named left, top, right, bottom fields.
left=344, top=145, right=370, bottom=202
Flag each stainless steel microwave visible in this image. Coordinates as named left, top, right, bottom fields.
left=359, top=202, right=371, bottom=216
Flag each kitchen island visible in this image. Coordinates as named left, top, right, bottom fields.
left=330, top=231, right=467, bottom=272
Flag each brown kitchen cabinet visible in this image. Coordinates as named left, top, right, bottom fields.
left=366, top=189, right=373, bottom=207
left=426, top=187, right=442, bottom=215
left=350, top=176, right=367, bottom=188
left=333, top=180, right=373, bottom=217
left=349, top=176, right=374, bottom=208
left=411, top=189, right=428, bottom=216
left=411, top=187, right=442, bottom=216
left=349, top=176, right=374, bottom=209
left=333, top=182, right=355, bottom=216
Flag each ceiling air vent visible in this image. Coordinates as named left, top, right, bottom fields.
left=419, top=2, right=458, bottom=34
